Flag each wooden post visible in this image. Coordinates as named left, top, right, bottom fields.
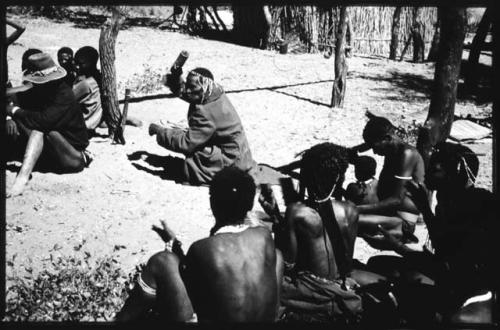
left=99, top=6, right=126, bottom=143
left=416, top=6, right=467, bottom=166
left=331, top=6, right=348, bottom=108
left=389, top=6, right=402, bottom=60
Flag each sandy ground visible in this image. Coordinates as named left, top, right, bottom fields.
left=5, top=17, right=493, bottom=285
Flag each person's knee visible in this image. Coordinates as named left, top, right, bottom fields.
left=147, top=251, right=181, bottom=276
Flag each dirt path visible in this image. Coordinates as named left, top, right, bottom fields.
left=6, top=16, right=492, bottom=284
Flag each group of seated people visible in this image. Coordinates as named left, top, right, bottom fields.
left=116, top=119, right=498, bottom=324
left=5, top=20, right=497, bottom=325
left=5, top=46, right=102, bottom=197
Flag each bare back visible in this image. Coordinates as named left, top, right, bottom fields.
left=288, top=200, right=358, bottom=281
left=182, top=227, right=279, bottom=321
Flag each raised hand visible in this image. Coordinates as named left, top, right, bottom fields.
left=6, top=119, right=19, bottom=138
left=258, top=184, right=280, bottom=220
left=152, top=220, right=176, bottom=243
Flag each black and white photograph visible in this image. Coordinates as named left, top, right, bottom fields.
left=2, top=2, right=498, bottom=326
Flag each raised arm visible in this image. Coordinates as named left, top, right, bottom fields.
left=6, top=18, right=26, bottom=46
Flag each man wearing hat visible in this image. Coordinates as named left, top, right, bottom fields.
left=6, top=52, right=91, bottom=197
left=148, top=67, right=257, bottom=185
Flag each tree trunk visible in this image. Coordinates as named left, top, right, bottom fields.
left=186, top=6, right=198, bottom=32
left=233, top=5, right=272, bottom=49
left=389, top=6, right=402, bottom=60
left=399, top=33, right=413, bottom=61
left=427, top=14, right=441, bottom=61
left=346, top=12, right=353, bottom=58
left=412, top=8, right=425, bottom=63
left=416, top=7, right=467, bottom=166
left=331, top=7, right=348, bottom=108
left=99, top=6, right=126, bottom=143
left=465, top=8, right=492, bottom=92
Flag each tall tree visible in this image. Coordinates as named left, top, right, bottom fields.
left=389, top=6, right=402, bottom=60
left=417, top=7, right=467, bottom=166
left=99, top=6, right=126, bottom=143
left=465, top=8, right=492, bottom=93
left=331, top=7, right=348, bottom=108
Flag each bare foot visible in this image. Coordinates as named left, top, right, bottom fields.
left=7, top=177, right=30, bottom=198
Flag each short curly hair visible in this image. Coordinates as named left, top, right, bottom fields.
left=354, top=156, right=377, bottom=182
left=362, top=116, right=395, bottom=144
left=300, top=142, right=349, bottom=199
left=209, top=167, right=256, bottom=224
left=75, top=46, right=99, bottom=66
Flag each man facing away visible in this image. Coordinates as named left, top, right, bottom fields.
left=354, top=116, right=425, bottom=248
left=116, top=167, right=283, bottom=322
left=148, top=66, right=256, bottom=185
left=259, top=143, right=366, bottom=322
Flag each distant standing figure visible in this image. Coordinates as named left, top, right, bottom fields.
left=72, top=46, right=103, bottom=131
left=345, top=156, right=379, bottom=205
left=149, top=67, right=257, bottom=185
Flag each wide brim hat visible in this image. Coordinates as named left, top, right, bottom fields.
left=22, top=52, right=67, bottom=84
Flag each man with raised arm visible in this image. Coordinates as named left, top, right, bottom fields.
left=148, top=67, right=256, bottom=185
left=116, top=167, right=283, bottom=322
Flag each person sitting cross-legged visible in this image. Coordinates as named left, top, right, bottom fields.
left=116, top=167, right=283, bottom=322
left=148, top=67, right=257, bottom=185
left=355, top=116, right=425, bottom=248
left=6, top=53, right=91, bottom=197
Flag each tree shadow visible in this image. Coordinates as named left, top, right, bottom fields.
left=352, top=70, right=432, bottom=102
left=352, top=59, right=492, bottom=105
left=61, top=10, right=166, bottom=30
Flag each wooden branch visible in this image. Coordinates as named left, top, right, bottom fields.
left=203, top=6, right=220, bottom=31
left=211, top=6, right=228, bottom=32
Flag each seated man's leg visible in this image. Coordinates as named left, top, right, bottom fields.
left=116, top=251, right=194, bottom=321
left=45, top=131, right=86, bottom=173
left=7, top=129, right=44, bottom=197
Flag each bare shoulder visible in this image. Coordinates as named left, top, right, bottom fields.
left=402, top=144, right=423, bottom=163
left=332, top=199, right=359, bottom=223
left=286, top=202, right=321, bottom=222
